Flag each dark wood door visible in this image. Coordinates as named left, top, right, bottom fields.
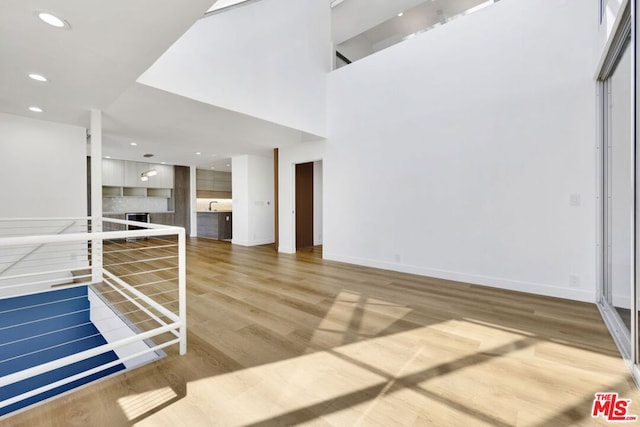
left=295, top=162, right=314, bottom=249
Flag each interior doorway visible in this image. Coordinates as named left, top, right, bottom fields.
left=295, top=162, right=314, bottom=249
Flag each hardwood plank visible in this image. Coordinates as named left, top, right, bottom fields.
left=3, top=237, right=638, bottom=426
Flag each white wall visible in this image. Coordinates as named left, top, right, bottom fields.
left=0, top=113, right=86, bottom=218
left=232, top=156, right=249, bottom=244
left=232, top=154, right=275, bottom=246
left=138, top=0, right=330, bottom=137
left=325, top=0, right=598, bottom=302
left=0, top=113, right=88, bottom=296
left=277, top=141, right=324, bottom=253
left=313, top=160, right=323, bottom=246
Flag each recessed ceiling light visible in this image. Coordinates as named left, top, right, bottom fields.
left=105, top=156, right=111, bottom=159
left=130, top=142, right=137, bottom=146
left=28, top=106, right=43, bottom=113
left=37, top=12, right=69, bottom=29
left=397, top=12, right=404, bottom=17
left=28, top=73, right=47, bottom=82
left=161, top=162, right=166, bottom=165
left=195, top=152, right=201, bottom=155
left=226, top=164, right=230, bottom=167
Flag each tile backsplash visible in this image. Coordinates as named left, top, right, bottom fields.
left=103, top=197, right=170, bottom=213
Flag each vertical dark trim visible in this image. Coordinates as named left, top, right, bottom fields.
left=174, top=166, right=191, bottom=235
left=274, top=148, right=279, bottom=251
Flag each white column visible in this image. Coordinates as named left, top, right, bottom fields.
left=178, top=228, right=187, bottom=355
left=232, top=154, right=274, bottom=246
left=232, top=155, right=250, bottom=246
left=190, top=166, right=198, bottom=237
left=90, top=109, right=103, bottom=283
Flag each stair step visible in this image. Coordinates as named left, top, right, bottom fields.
left=0, top=311, right=88, bottom=345
left=0, top=286, right=128, bottom=417
left=0, top=298, right=89, bottom=330
left=0, top=323, right=100, bottom=371
left=0, top=352, right=124, bottom=417
left=0, top=286, right=87, bottom=312
left=0, top=324, right=111, bottom=377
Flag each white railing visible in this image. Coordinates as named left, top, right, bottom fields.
left=0, top=217, right=186, bottom=412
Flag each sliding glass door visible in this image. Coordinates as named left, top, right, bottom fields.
left=604, top=40, right=633, bottom=340
left=601, top=13, right=633, bottom=358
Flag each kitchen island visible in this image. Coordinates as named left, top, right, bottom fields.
left=197, top=211, right=232, bottom=240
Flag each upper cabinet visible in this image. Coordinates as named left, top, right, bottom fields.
left=147, top=164, right=174, bottom=189
left=102, top=158, right=124, bottom=187
left=103, top=159, right=174, bottom=191
left=196, top=170, right=231, bottom=197
left=123, top=161, right=146, bottom=188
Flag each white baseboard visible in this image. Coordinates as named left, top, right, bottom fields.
left=232, top=238, right=275, bottom=247
left=323, top=252, right=596, bottom=303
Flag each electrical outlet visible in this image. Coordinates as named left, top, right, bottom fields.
left=569, top=275, right=580, bottom=287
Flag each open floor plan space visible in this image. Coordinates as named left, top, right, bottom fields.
left=4, top=238, right=638, bottom=426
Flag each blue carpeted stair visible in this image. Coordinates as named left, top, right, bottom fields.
left=0, top=286, right=125, bottom=417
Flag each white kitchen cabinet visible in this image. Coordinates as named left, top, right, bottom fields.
left=147, top=164, right=174, bottom=189
left=124, top=161, right=147, bottom=187
left=102, top=159, right=124, bottom=187
left=104, top=160, right=173, bottom=200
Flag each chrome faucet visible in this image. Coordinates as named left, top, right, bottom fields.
left=208, top=201, right=218, bottom=211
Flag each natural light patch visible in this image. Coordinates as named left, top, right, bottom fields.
left=335, top=321, right=482, bottom=378
left=430, top=318, right=533, bottom=355
left=133, top=319, right=630, bottom=426
left=357, top=297, right=412, bottom=337
left=307, top=291, right=412, bottom=350
left=117, top=386, right=178, bottom=421
left=314, top=290, right=361, bottom=332
left=207, top=0, right=249, bottom=13
left=183, top=350, right=387, bottom=426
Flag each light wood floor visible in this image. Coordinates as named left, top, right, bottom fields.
left=4, top=238, right=639, bottom=426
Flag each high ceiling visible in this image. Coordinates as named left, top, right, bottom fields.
left=0, top=0, right=491, bottom=172
left=0, top=0, right=214, bottom=126
left=0, top=0, right=315, bottom=172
